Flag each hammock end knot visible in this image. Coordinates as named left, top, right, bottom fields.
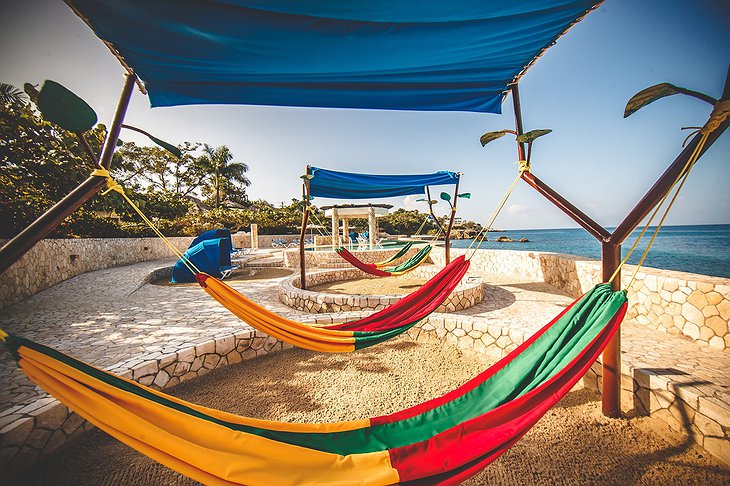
left=701, top=99, right=730, bottom=134
left=195, top=273, right=209, bottom=288
left=91, top=168, right=125, bottom=196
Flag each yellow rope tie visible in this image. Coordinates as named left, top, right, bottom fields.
left=0, top=328, right=8, bottom=342
left=91, top=168, right=201, bottom=275
left=607, top=132, right=710, bottom=287
left=701, top=99, right=730, bottom=134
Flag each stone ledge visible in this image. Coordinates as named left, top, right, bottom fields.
left=278, top=266, right=483, bottom=314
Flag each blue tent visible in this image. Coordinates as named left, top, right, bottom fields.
left=189, top=229, right=231, bottom=249
left=171, top=238, right=233, bottom=283
left=65, top=1, right=600, bottom=113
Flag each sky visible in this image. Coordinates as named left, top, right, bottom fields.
left=2, top=0, right=729, bottom=231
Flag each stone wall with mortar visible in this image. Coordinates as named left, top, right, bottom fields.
left=431, top=248, right=730, bottom=352
left=0, top=328, right=291, bottom=476
left=279, top=266, right=483, bottom=313
left=0, top=237, right=193, bottom=310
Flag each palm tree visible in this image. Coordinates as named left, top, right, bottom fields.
left=0, top=83, right=28, bottom=106
left=198, top=144, right=251, bottom=208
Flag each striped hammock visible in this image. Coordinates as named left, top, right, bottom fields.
left=373, top=241, right=414, bottom=267
left=194, top=255, right=469, bottom=352
left=336, top=244, right=432, bottom=277
left=3, top=284, right=627, bottom=485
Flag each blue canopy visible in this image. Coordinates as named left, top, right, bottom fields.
left=189, top=229, right=232, bottom=249
left=309, top=167, right=458, bottom=199
left=172, top=238, right=232, bottom=283
left=66, top=0, right=600, bottom=113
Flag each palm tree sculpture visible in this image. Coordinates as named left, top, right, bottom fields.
left=198, top=144, right=251, bottom=208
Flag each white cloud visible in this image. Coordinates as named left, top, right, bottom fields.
left=402, top=194, right=423, bottom=210
left=506, top=203, right=529, bottom=215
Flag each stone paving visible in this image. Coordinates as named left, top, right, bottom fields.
left=0, top=256, right=728, bottom=472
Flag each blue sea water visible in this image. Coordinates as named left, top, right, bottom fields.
left=450, top=224, right=730, bottom=279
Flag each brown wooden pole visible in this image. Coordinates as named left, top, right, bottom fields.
left=601, top=241, right=622, bottom=416
left=521, top=172, right=611, bottom=241
left=444, top=174, right=461, bottom=264
left=0, top=73, right=137, bottom=276
left=298, top=165, right=311, bottom=290
left=511, top=84, right=527, bottom=161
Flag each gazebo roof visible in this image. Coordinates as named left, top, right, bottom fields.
left=321, top=204, right=392, bottom=218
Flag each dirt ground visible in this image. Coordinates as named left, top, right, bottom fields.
left=309, top=274, right=428, bottom=295
left=16, top=338, right=730, bottom=486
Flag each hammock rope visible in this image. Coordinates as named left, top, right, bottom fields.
left=607, top=132, right=709, bottom=287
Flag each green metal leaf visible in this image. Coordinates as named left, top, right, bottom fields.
left=440, top=192, right=451, bottom=201
left=479, top=129, right=509, bottom=147
left=416, top=198, right=426, bottom=202
left=116, top=138, right=124, bottom=147
left=37, top=80, right=97, bottom=131
left=300, top=174, right=314, bottom=180
left=23, top=83, right=39, bottom=104
left=458, top=193, right=471, bottom=199
left=624, top=83, right=682, bottom=118
left=147, top=134, right=182, bottom=159
left=309, top=195, right=315, bottom=200
left=516, top=129, right=552, bottom=143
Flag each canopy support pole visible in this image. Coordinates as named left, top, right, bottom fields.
left=444, top=174, right=461, bottom=264
left=509, top=74, right=729, bottom=417
left=0, top=73, right=137, bottom=276
left=299, top=165, right=311, bottom=290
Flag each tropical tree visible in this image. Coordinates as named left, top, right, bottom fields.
left=197, top=144, right=251, bottom=208
left=0, top=82, right=28, bottom=106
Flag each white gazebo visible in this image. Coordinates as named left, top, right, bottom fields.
left=321, top=204, right=392, bottom=247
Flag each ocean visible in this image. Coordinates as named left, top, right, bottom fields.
left=449, top=224, right=730, bottom=279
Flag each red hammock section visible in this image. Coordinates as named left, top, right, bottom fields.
left=327, top=255, right=470, bottom=332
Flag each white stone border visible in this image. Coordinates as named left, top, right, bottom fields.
left=278, top=266, right=483, bottom=313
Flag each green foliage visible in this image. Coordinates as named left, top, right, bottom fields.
left=36, top=80, right=97, bottom=132
left=197, top=144, right=250, bottom=208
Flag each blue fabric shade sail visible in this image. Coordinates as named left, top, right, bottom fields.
left=66, top=0, right=601, bottom=113
left=309, top=167, right=458, bottom=199
left=172, top=238, right=233, bottom=283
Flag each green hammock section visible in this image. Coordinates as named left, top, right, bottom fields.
left=374, top=241, right=414, bottom=267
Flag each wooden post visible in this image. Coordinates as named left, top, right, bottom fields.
left=298, top=165, right=311, bottom=290
left=0, top=73, right=137, bottom=276
left=602, top=241, right=622, bottom=417
left=444, top=174, right=461, bottom=264
left=250, top=223, right=258, bottom=250
left=368, top=206, right=377, bottom=248
left=331, top=208, right=339, bottom=247
left=509, top=71, right=730, bottom=416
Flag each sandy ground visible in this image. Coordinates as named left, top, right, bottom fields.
left=15, top=338, right=730, bottom=486
left=310, top=275, right=428, bottom=295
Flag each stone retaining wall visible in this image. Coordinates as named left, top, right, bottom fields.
left=278, top=266, right=483, bottom=313
left=0, top=328, right=291, bottom=475
left=431, top=248, right=730, bottom=352
left=0, top=237, right=193, bottom=310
